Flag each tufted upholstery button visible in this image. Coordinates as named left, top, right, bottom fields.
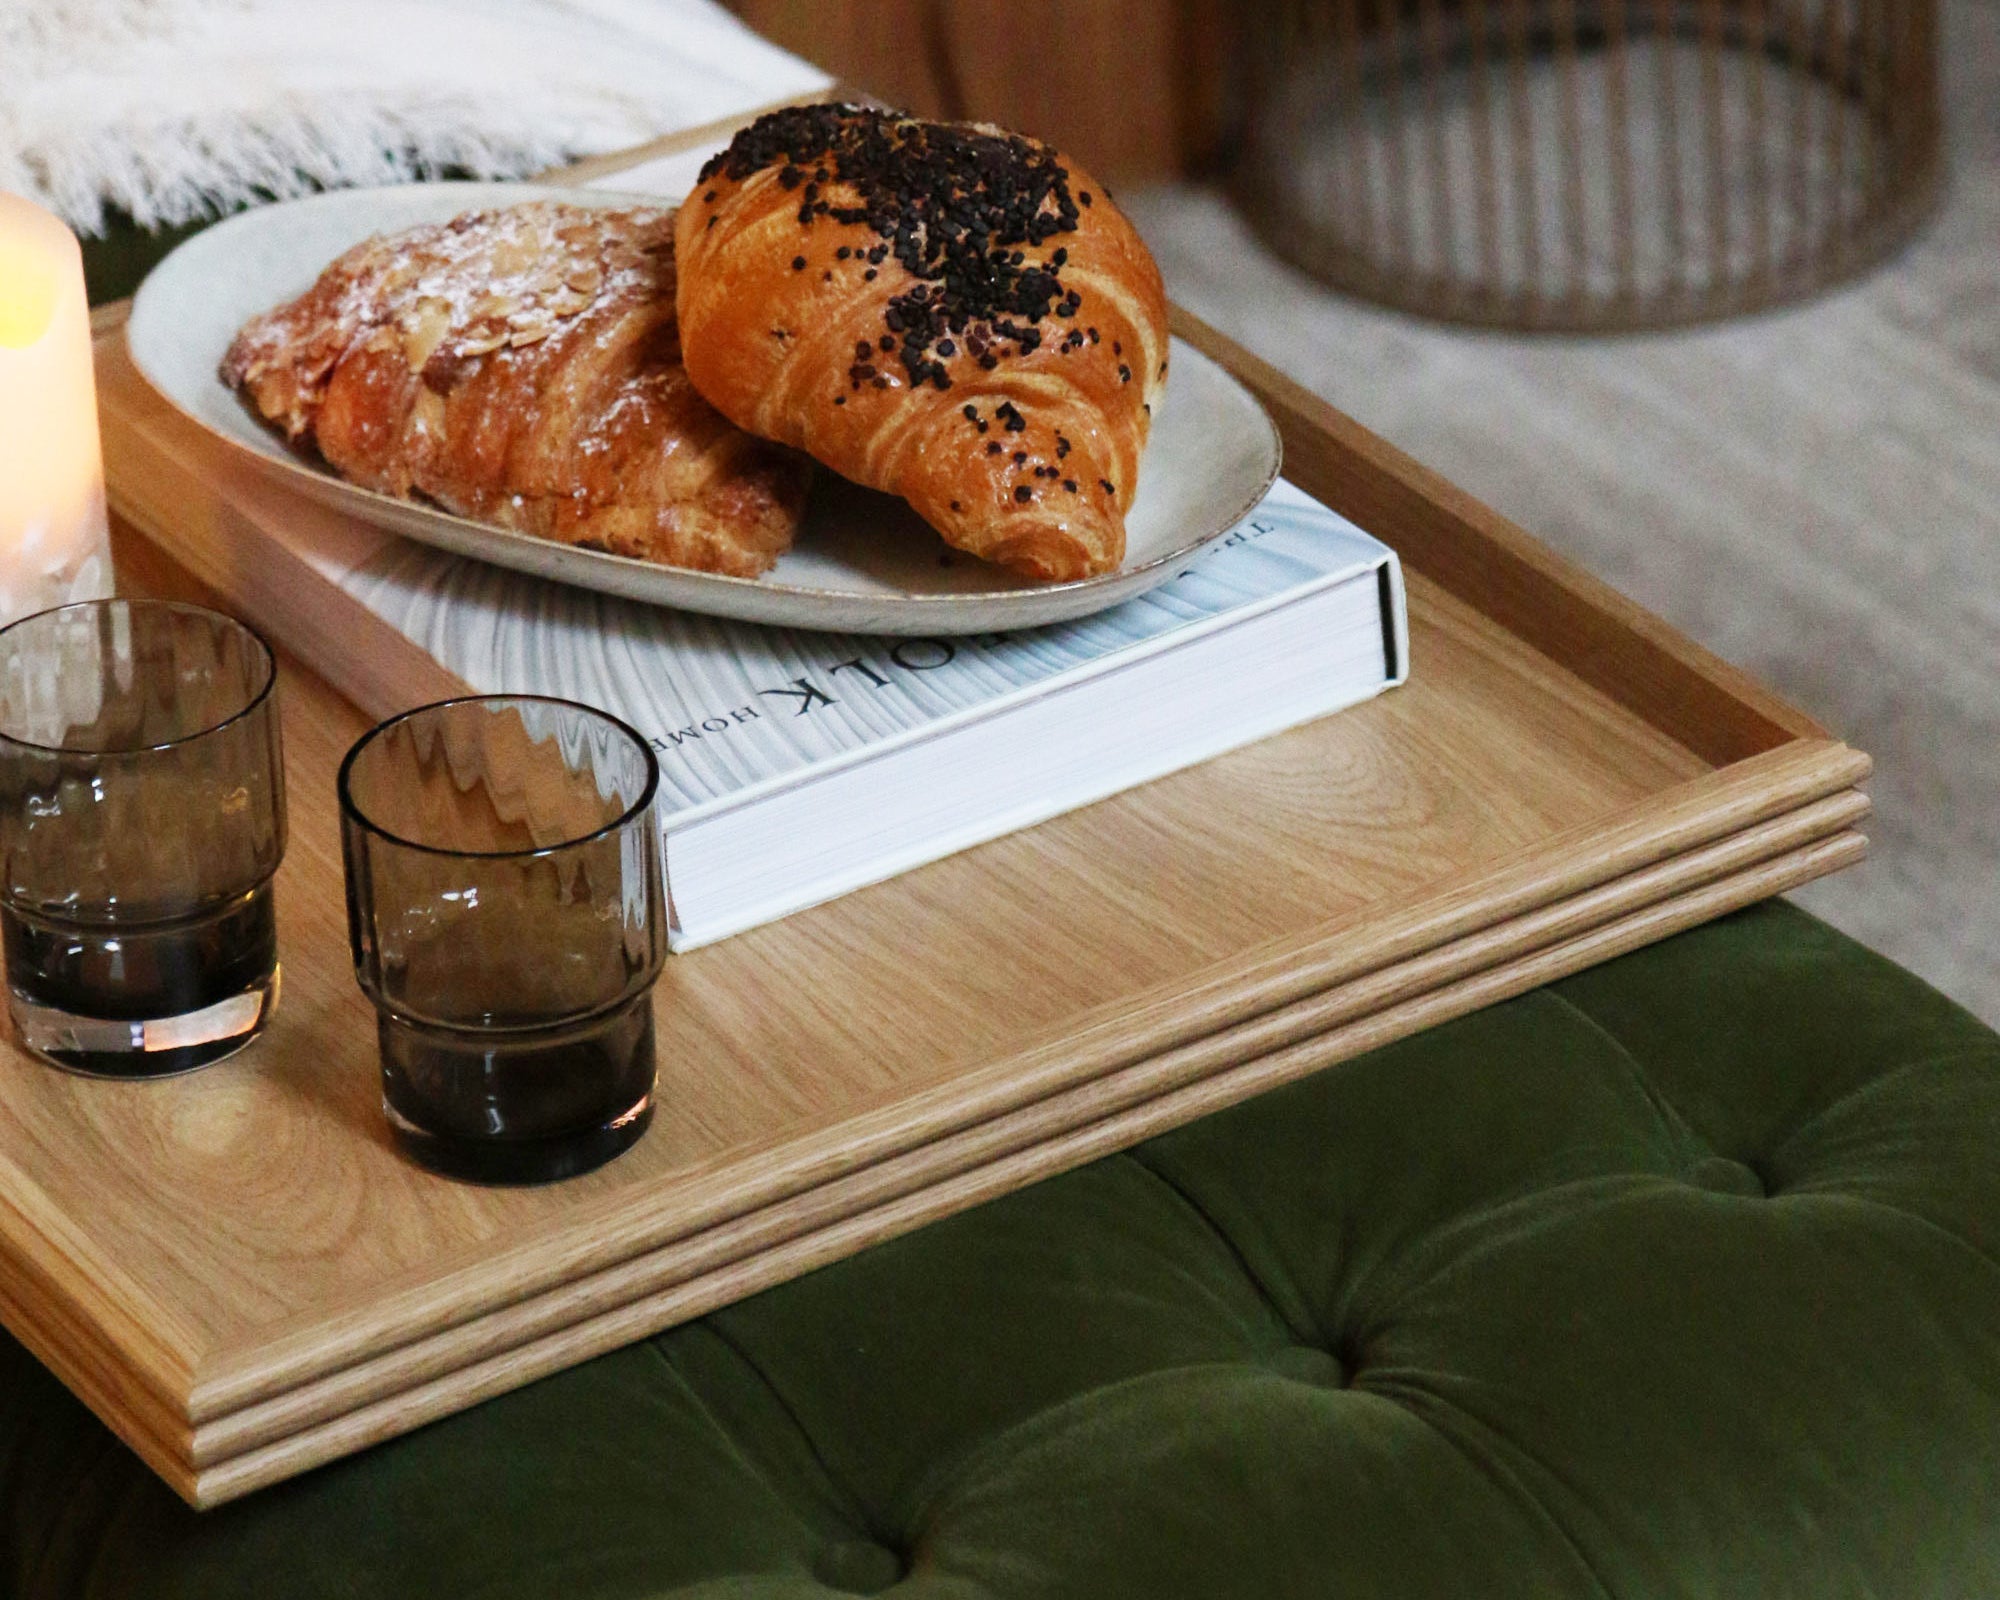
left=1263, top=1343, right=1349, bottom=1389
left=811, top=1538, right=905, bottom=1594
left=1685, top=1155, right=1767, bottom=1197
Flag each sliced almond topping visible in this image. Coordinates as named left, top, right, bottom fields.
left=487, top=238, right=536, bottom=278
left=400, top=298, right=453, bottom=373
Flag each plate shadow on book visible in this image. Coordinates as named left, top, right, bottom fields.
left=786, top=473, right=1044, bottom=597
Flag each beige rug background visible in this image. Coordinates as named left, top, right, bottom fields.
left=1126, top=0, right=2000, bottom=1025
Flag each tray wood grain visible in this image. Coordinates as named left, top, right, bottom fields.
left=0, top=121, right=1869, bottom=1507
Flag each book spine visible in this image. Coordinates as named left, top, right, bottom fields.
left=662, top=554, right=1400, bottom=948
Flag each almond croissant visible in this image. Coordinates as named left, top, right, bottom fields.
left=223, top=201, right=811, bottom=578
left=674, top=105, right=1170, bottom=582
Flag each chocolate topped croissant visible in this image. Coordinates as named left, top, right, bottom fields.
left=674, top=104, right=1170, bottom=582
left=223, top=201, right=811, bottom=578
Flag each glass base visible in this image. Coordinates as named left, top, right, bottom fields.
left=386, top=1096, right=654, bottom=1186
left=8, top=966, right=281, bottom=1079
left=379, top=994, right=658, bottom=1185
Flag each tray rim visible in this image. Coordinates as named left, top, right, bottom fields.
left=190, top=773, right=1869, bottom=1432
left=11, top=108, right=1863, bottom=1510
left=1, top=810, right=1869, bottom=1504
left=75, top=298, right=1866, bottom=1505
left=181, top=730, right=1868, bottom=1416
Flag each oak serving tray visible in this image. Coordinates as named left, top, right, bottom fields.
left=0, top=114, right=1868, bottom=1508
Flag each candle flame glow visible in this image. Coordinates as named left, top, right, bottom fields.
left=0, top=232, right=59, bottom=350
left=0, top=191, right=113, bottom=622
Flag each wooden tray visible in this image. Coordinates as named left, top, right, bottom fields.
left=0, top=125, right=1868, bottom=1509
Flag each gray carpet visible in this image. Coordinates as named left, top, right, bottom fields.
left=1126, top=0, right=2000, bottom=1025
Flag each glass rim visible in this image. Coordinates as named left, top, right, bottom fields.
left=336, top=693, right=661, bottom=862
left=0, top=598, right=278, bottom=757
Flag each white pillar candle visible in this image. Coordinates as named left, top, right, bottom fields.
left=0, top=192, right=114, bottom=627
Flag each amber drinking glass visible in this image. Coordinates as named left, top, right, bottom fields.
left=339, top=695, right=666, bottom=1184
left=0, top=599, right=286, bottom=1076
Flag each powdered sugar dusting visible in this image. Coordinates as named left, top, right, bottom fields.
left=222, top=200, right=675, bottom=434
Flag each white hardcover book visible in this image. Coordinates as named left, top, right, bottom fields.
left=326, top=477, right=1408, bottom=947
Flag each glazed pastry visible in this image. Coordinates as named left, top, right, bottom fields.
left=675, top=104, right=1170, bottom=582
left=223, top=201, right=810, bottom=578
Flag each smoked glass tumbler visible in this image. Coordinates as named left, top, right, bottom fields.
left=0, top=599, right=286, bottom=1076
left=338, top=695, right=666, bottom=1185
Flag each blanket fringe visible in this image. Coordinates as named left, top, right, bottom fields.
left=2, top=99, right=580, bottom=234
left=0, top=0, right=826, bottom=233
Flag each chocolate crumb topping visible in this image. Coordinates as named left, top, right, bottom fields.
left=702, top=103, right=1088, bottom=394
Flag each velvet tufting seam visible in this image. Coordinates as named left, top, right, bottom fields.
left=1135, top=1073, right=1716, bottom=1366
left=1758, top=1046, right=2000, bottom=1188
left=633, top=1336, right=845, bottom=1561
left=1370, top=1374, right=1624, bottom=1600
left=1758, top=1186, right=2000, bottom=1283
left=1116, top=1150, right=1321, bottom=1352
left=1544, top=991, right=2000, bottom=1190
left=892, top=1359, right=1393, bottom=1554
left=1345, top=1170, right=1729, bottom=1329
left=652, top=1324, right=894, bottom=1564
left=1536, top=989, right=1710, bottom=1167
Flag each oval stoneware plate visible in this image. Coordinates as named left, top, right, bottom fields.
left=128, top=182, right=1281, bottom=636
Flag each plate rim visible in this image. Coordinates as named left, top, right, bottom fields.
left=125, top=179, right=1283, bottom=626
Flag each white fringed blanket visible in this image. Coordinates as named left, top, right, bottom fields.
left=0, top=0, right=830, bottom=233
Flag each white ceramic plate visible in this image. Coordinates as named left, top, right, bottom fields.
left=128, top=182, right=1282, bottom=636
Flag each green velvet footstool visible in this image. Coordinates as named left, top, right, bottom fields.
left=4, top=899, right=1997, bottom=1598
